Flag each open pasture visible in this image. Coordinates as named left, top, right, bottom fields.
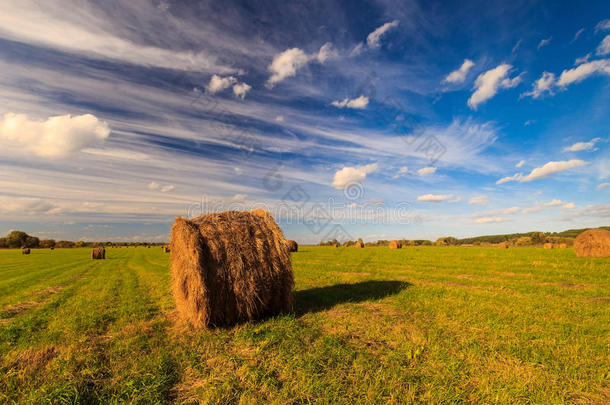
left=0, top=246, right=608, bottom=404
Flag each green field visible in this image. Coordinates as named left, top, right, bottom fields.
left=0, top=246, right=608, bottom=404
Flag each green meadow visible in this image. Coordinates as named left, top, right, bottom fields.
left=0, top=246, right=608, bottom=404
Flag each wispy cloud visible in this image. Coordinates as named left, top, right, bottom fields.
left=496, top=159, right=588, bottom=184
left=537, top=37, right=552, bottom=50
left=562, top=138, right=602, bottom=152
left=468, top=64, right=522, bottom=109
left=444, top=59, right=475, bottom=84
left=366, top=20, right=399, bottom=48
left=417, top=194, right=454, bottom=203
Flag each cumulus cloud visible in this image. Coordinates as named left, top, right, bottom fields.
left=468, top=64, right=522, bottom=109
left=563, top=138, right=602, bottom=152
left=469, top=195, right=488, bottom=205
left=522, top=72, right=555, bottom=99
left=496, top=159, right=588, bottom=184
left=206, top=75, right=237, bottom=94
left=516, top=160, right=526, bottom=168
left=331, top=95, right=369, bottom=109
left=562, top=202, right=576, bottom=209
left=444, top=59, right=475, bottom=84
left=267, top=48, right=310, bottom=87
left=417, top=167, right=437, bottom=175
left=417, top=194, right=453, bottom=203
left=475, top=217, right=506, bottom=224
left=0, top=112, right=109, bottom=158
left=366, top=20, right=399, bottom=48
left=557, top=59, right=610, bottom=87
left=537, top=37, right=552, bottom=50
left=597, top=182, right=610, bottom=190
left=331, top=163, right=378, bottom=189
left=232, top=82, right=252, bottom=99
left=597, top=35, right=610, bottom=56
left=317, top=42, right=338, bottom=63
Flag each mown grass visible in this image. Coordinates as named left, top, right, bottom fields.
left=0, top=246, right=608, bottom=404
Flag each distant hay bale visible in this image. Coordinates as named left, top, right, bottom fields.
left=543, top=243, right=554, bottom=249
left=574, top=229, right=610, bottom=258
left=332, top=243, right=339, bottom=248
left=559, top=243, right=567, bottom=249
left=21, top=248, right=30, bottom=255
left=91, top=247, right=105, bottom=259
left=163, top=246, right=171, bottom=253
left=50, top=247, right=54, bottom=250
left=355, top=241, right=365, bottom=248
left=287, top=240, right=298, bottom=252
left=389, top=240, right=401, bottom=249
left=170, top=210, right=294, bottom=328
left=497, top=242, right=509, bottom=249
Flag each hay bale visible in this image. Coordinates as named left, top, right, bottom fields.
left=497, top=242, right=508, bottom=249
left=287, top=240, right=298, bottom=252
left=91, top=247, right=105, bottom=259
left=389, top=240, right=401, bottom=249
left=21, top=248, right=30, bottom=255
left=355, top=241, right=364, bottom=248
left=163, top=246, right=171, bottom=253
left=170, top=210, right=294, bottom=328
left=332, top=243, right=339, bottom=248
left=574, top=229, right=610, bottom=258
left=543, top=243, right=554, bottom=249
left=559, top=243, right=567, bottom=249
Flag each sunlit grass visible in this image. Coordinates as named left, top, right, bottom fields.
left=0, top=246, right=608, bottom=403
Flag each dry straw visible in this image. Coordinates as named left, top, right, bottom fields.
left=389, top=240, right=401, bottom=249
left=543, top=243, right=553, bottom=249
left=170, top=210, right=294, bottom=328
left=574, top=229, right=610, bottom=258
left=287, top=240, right=298, bottom=252
left=497, top=242, right=509, bottom=249
left=91, top=247, right=105, bottom=259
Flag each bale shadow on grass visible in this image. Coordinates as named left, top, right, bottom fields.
left=293, top=280, right=411, bottom=315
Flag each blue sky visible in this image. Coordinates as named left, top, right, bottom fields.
left=0, top=0, right=608, bottom=243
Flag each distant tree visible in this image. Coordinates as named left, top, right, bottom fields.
left=55, top=240, right=74, bottom=248
left=74, top=241, right=86, bottom=248
left=0, top=237, right=6, bottom=248
left=39, top=239, right=56, bottom=248
left=25, top=236, right=40, bottom=248
left=6, top=230, right=29, bottom=248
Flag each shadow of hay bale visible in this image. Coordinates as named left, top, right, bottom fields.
left=293, top=280, right=411, bottom=315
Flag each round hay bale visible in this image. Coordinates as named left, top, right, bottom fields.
left=389, top=240, right=401, bottom=249
left=21, top=248, right=30, bottom=255
left=497, top=242, right=509, bottom=249
left=574, top=229, right=610, bottom=258
left=559, top=243, right=567, bottom=249
left=91, top=247, right=105, bottom=259
left=163, top=246, right=171, bottom=253
left=287, top=240, right=298, bottom=252
left=170, top=210, right=294, bottom=328
left=355, top=241, right=365, bottom=248
left=543, top=243, right=553, bottom=249
left=332, top=243, right=339, bottom=248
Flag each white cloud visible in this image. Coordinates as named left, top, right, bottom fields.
left=417, top=167, right=437, bottom=175
left=597, top=182, right=610, bottom=190
left=148, top=182, right=173, bottom=192
left=160, top=185, right=175, bottom=193
left=575, top=53, right=591, bottom=65
left=496, top=159, right=588, bottom=184
left=468, top=64, right=522, bottom=110
left=231, top=194, right=247, bottom=201
left=274, top=115, right=284, bottom=122
left=522, top=72, right=555, bottom=99
left=543, top=199, right=564, bottom=207
left=331, top=95, right=369, bottom=109
left=472, top=207, right=520, bottom=217
left=475, top=217, right=506, bottom=223
left=445, top=59, right=475, bottom=84
left=366, top=20, right=399, bottom=48
left=392, top=166, right=408, bottom=179
left=450, top=196, right=462, bottom=203
left=206, top=75, right=237, bottom=94
left=232, top=82, right=252, bottom=99
left=0, top=112, right=109, bottom=158
left=267, top=48, right=310, bottom=87
left=572, top=28, right=585, bottom=43
left=234, top=167, right=243, bottom=174
left=562, top=202, right=576, bottom=209
left=417, top=194, right=453, bottom=203
left=596, top=19, right=610, bottom=33
left=512, top=39, right=522, bottom=53
left=317, top=42, right=338, bottom=63
left=563, top=138, right=602, bottom=152
left=557, top=59, right=610, bottom=87
left=516, top=160, right=526, bottom=168
left=597, top=35, right=610, bottom=56
left=331, top=163, right=378, bottom=189
left=469, top=195, right=488, bottom=205
left=147, top=182, right=160, bottom=190
left=537, top=37, right=552, bottom=50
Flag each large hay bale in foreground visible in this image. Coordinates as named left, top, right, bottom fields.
left=574, top=229, right=610, bottom=258
left=389, top=240, right=401, bottom=249
left=91, top=247, right=105, bottom=259
left=170, top=210, right=294, bottom=328
left=287, top=240, right=298, bottom=252
left=21, top=248, right=30, bottom=255
left=543, top=243, right=553, bottom=249
left=355, top=241, right=364, bottom=248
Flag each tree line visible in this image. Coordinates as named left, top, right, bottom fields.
left=0, top=230, right=164, bottom=249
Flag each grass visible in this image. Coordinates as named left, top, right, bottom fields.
left=0, top=246, right=608, bottom=404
